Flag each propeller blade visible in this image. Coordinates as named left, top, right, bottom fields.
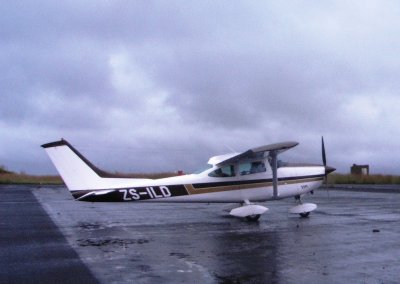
left=322, top=136, right=328, bottom=190
left=320, top=137, right=335, bottom=198
left=322, top=136, right=327, bottom=166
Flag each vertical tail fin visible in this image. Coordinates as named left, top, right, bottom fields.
left=42, top=139, right=110, bottom=191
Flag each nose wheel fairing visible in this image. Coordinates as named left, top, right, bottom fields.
left=289, top=203, right=317, bottom=216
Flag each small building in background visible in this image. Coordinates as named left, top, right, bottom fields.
left=351, top=164, right=369, bottom=175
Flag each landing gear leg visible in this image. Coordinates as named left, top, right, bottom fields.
left=295, top=195, right=309, bottom=217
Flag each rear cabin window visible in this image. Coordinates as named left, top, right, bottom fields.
left=239, top=161, right=266, bottom=175
left=208, top=165, right=235, bottom=177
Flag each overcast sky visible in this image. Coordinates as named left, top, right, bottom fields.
left=1, top=1, right=400, bottom=175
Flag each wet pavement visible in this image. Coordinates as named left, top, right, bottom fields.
left=0, top=185, right=97, bottom=284
left=2, top=185, right=400, bottom=283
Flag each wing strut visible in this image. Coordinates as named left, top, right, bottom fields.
left=271, top=150, right=278, bottom=199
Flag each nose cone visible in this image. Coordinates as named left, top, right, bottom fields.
left=325, top=165, right=336, bottom=175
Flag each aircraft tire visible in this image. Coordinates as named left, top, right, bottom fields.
left=299, top=212, right=310, bottom=218
left=246, top=214, right=261, bottom=222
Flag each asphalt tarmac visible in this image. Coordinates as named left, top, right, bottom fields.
left=0, top=185, right=97, bottom=284
left=1, top=185, right=400, bottom=283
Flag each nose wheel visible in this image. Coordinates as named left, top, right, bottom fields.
left=299, top=212, right=310, bottom=218
left=245, top=214, right=261, bottom=222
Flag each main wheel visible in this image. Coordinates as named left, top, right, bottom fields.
left=246, top=214, right=261, bottom=221
left=299, top=212, right=310, bottom=218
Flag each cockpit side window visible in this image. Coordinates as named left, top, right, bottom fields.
left=208, top=165, right=235, bottom=177
left=239, top=161, right=266, bottom=175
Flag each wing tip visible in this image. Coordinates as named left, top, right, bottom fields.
left=41, top=139, right=70, bottom=149
left=251, top=141, right=299, bottom=153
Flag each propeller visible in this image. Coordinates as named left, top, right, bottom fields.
left=322, top=136, right=326, bottom=167
left=322, top=136, right=336, bottom=179
left=321, top=136, right=336, bottom=196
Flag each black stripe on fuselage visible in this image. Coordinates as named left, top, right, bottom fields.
left=192, top=174, right=325, bottom=189
left=71, top=174, right=324, bottom=202
left=72, top=184, right=188, bottom=202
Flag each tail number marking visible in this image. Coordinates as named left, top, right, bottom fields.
left=119, top=186, right=171, bottom=201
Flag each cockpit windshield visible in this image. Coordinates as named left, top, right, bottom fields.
left=193, top=164, right=213, bottom=174
left=208, top=165, right=235, bottom=177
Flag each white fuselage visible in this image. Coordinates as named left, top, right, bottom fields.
left=71, top=164, right=325, bottom=203
left=138, top=166, right=324, bottom=203
left=42, top=139, right=327, bottom=204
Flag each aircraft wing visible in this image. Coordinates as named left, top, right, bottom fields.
left=217, top=141, right=298, bottom=166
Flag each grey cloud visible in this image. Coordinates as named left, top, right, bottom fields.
left=1, top=1, right=400, bottom=174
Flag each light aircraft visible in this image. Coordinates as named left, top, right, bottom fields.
left=42, top=138, right=335, bottom=221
